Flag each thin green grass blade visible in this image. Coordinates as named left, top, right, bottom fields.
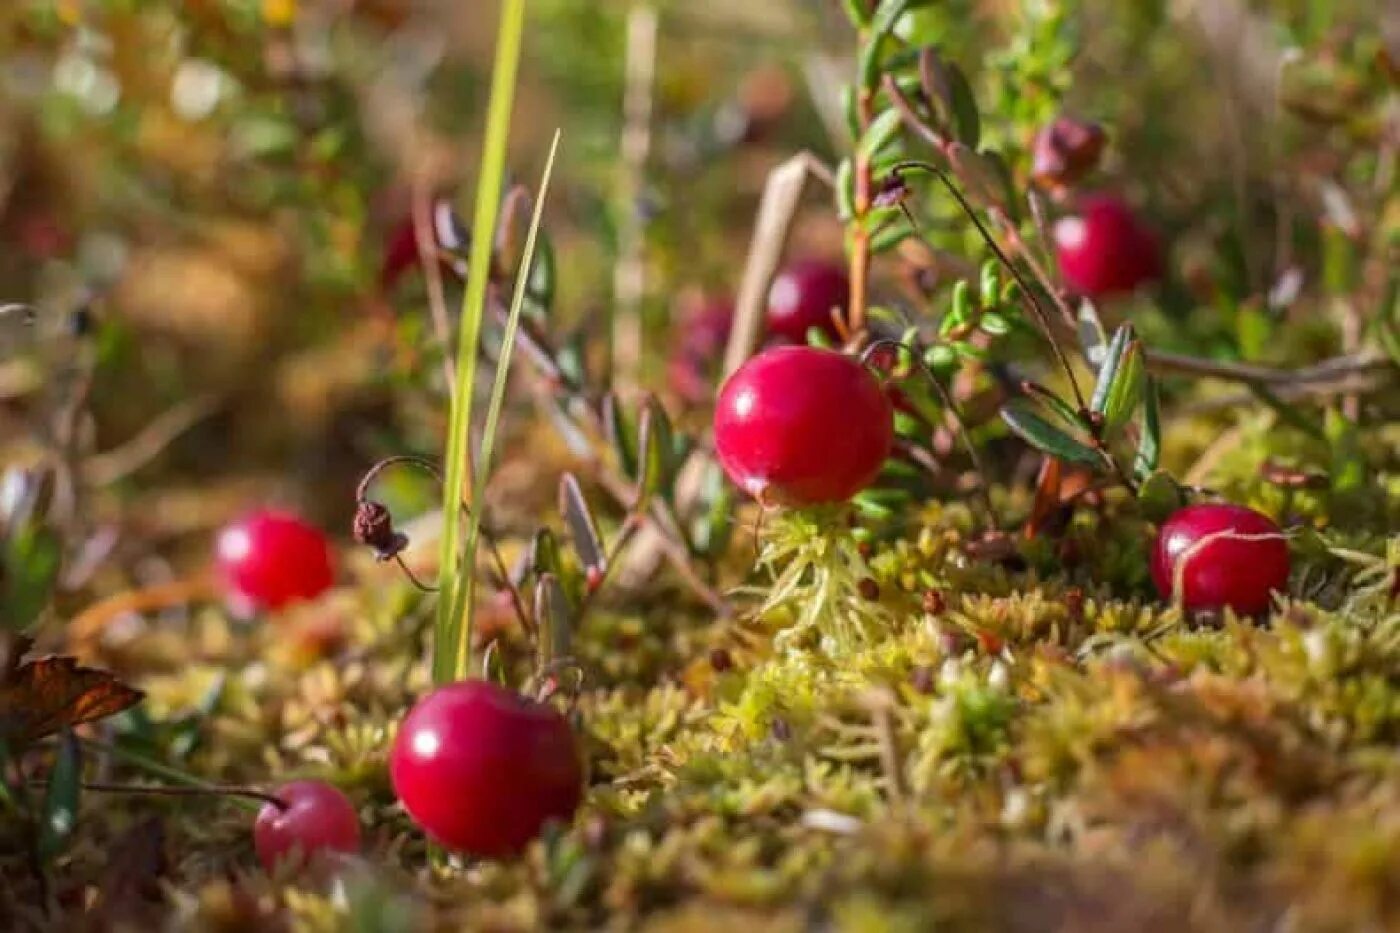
left=449, top=129, right=563, bottom=680
left=434, top=0, right=528, bottom=685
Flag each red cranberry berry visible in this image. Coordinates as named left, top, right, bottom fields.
left=1054, top=194, right=1162, bottom=299
left=668, top=296, right=734, bottom=403
left=766, top=259, right=850, bottom=344
left=713, top=346, right=893, bottom=507
left=390, top=680, right=583, bottom=858
left=379, top=217, right=420, bottom=292
left=216, top=510, right=335, bottom=613
left=1151, top=503, right=1289, bottom=615
left=254, top=780, right=361, bottom=872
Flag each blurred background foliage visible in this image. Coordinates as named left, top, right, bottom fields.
left=0, top=0, right=1394, bottom=573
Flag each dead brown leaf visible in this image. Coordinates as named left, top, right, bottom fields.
left=0, top=654, right=143, bottom=746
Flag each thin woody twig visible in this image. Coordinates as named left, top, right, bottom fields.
left=29, top=779, right=287, bottom=811
left=1145, top=349, right=1393, bottom=393
left=83, top=394, right=222, bottom=486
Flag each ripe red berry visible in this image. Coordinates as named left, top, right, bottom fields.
left=1054, top=194, right=1162, bottom=299
left=1151, top=503, right=1289, bottom=615
left=379, top=217, right=420, bottom=292
left=216, top=510, right=335, bottom=613
left=766, top=259, right=850, bottom=344
left=390, top=680, right=583, bottom=858
left=713, top=346, right=893, bottom=506
left=254, top=780, right=361, bottom=872
left=668, top=296, right=734, bottom=403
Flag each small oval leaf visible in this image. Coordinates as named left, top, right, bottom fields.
left=1000, top=399, right=1101, bottom=466
left=534, top=574, right=573, bottom=666
left=635, top=396, right=675, bottom=504
left=1090, top=324, right=1144, bottom=435
left=601, top=394, right=637, bottom=480
left=558, top=474, right=607, bottom=576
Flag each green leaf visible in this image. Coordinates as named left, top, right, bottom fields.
left=1325, top=408, right=1365, bottom=493
left=943, top=62, right=980, bottom=148
left=601, top=393, right=638, bottom=481
left=840, top=0, right=871, bottom=27
left=480, top=640, right=507, bottom=686
left=530, top=528, right=564, bottom=579
left=978, top=261, right=1000, bottom=308
left=924, top=344, right=957, bottom=371
left=870, top=222, right=911, bottom=254
left=1076, top=299, right=1109, bottom=366
left=860, top=0, right=915, bottom=91
left=835, top=158, right=855, bottom=222
left=690, top=462, right=734, bottom=560
left=1000, top=399, right=1101, bottom=466
left=1235, top=303, right=1270, bottom=360
left=1021, top=381, right=1082, bottom=430
left=635, top=396, right=674, bottom=504
left=38, top=729, right=81, bottom=860
left=558, top=474, right=607, bottom=576
left=1090, top=324, right=1145, bottom=434
left=1136, top=469, right=1184, bottom=523
left=1, top=523, right=60, bottom=632
left=534, top=574, right=573, bottom=666
left=978, top=311, right=1011, bottom=336
left=524, top=233, right=556, bottom=321
left=1133, top=376, right=1162, bottom=480
left=859, top=108, right=904, bottom=158
left=948, top=279, right=971, bottom=325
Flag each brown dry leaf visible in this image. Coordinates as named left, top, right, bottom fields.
left=0, top=654, right=143, bottom=745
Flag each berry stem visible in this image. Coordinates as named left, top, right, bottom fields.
left=356, top=455, right=534, bottom=639
left=78, top=738, right=265, bottom=814
left=30, top=778, right=287, bottom=811
left=889, top=159, right=1090, bottom=414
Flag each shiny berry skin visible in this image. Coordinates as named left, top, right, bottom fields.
left=254, top=780, right=361, bottom=872
left=713, top=346, right=893, bottom=506
left=766, top=259, right=850, bottom=343
left=390, top=680, right=583, bottom=858
left=1054, top=194, right=1162, bottom=299
left=1151, top=503, right=1289, bottom=615
left=215, top=510, right=335, bottom=613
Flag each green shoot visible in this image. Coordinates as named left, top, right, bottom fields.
left=434, top=0, right=527, bottom=685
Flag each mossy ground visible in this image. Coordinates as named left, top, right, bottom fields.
left=5, top=424, right=1397, bottom=931
left=0, top=1, right=1397, bottom=930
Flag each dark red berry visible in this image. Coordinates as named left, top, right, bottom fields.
left=1031, top=116, right=1106, bottom=190
left=668, top=296, right=734, bottom=403
left=216, top=510, right=335, bottom=613
left=254, top=780, right=361, bottom=872
left=713, top=346, right=893, bottom=507
left=379, top=217, right=420, bottom=292
left=1054, top=194, right=1162, bottom=299
left=766, top=259, right=850, bottom=343
left=1151, top=503, right=1289, bottom=615
left=390, top=680, right=583, bottom=858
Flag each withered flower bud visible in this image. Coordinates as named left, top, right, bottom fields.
left=1031, top=116, right=1106, bottom=191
